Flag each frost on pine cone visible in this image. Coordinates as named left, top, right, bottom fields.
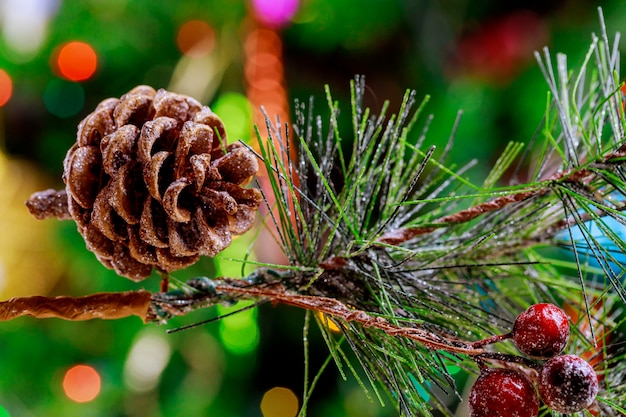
left=27, top=86, right=262, bottom=281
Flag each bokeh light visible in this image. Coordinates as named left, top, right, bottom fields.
left=251, top=0, right=299, bottom=28
left=217, top=301, right=259, bottom=355
left=0, top=405, right=9, bottom=417
left=43, top=79, right=84, bottom=118
left=0, top=70, right=12, bottom=106
left=212, top=93, right=253, bottom=142
left=244, top=26, right=292, bottom=265
left=62, top=364, right=101, bottom=403
left=0, top=152, right=64, bottom=297
left=260, top=387, right=299, bottom=417
left=177, top=20, right=215, bottom=57
left=0, top=0, right=60, bottom=59
left=55, top=41, right=97, bottom=81
left=124, top=332, right=171, bottom=393
left=244, top=27, right=289, bottom=134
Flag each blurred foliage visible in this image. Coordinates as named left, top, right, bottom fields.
left=0, top=0, right=625, bottom=415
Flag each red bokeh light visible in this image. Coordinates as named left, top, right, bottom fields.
left=55, top=41, right=98, bottom=82
left=451, top=11, right=548, bottom=83
left=0, top=69, right=12, bottom=107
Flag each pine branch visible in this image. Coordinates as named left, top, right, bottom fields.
left=235, top=9, right=626, bottom=415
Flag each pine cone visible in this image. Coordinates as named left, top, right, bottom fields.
left=27, top=86, right=262, bottom=281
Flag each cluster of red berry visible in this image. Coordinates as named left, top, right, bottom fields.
left=468, top=303, right=599, bottom=417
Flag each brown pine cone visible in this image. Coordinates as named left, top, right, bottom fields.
left=27, top=86, right=262, bottom=281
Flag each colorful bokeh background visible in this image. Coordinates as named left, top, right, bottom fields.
left=0, top=1, right=624, bottom=416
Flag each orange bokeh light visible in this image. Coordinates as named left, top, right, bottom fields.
left=0, top=69, right=12, bottom=107
left=177, top=20, right=215, bottom=57
left=260, top=387, right=299, bottom=417
left=62, top=364, right=101, bottom=403
left=244, top=28, right=282, bottom=57
left=56, top=41, right=98, bottom=82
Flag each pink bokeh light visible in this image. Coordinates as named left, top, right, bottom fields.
left=251, top=0, right=299, bottom=28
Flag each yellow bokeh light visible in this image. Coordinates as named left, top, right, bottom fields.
left=260, top=386, right=299, bottom=417
left=0, top=153, right=63, bottom=297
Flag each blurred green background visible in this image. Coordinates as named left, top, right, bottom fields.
left=0, top=1, right=624, bottom=416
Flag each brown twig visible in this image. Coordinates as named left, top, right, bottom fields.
left=0, top=291, right=152, bottom=322
left=211, top=283, right=485, bottom=356
left=377, top=189, right=543, bottom=245
left=377, top=141, right=626, bottom=246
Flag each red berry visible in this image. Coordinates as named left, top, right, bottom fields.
left=538, top=354, right=599, bottom=413
left=512, top=303, right=570, bottom=358
left=468, top=368, right=539, bottom=417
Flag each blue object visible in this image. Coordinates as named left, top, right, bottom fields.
left=555, top=215, right=626, bottom=280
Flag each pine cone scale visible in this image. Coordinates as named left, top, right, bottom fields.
left=140, top=198, right=172, bottom=249
left=202, top=188, right=238, bottom=215
left=190, top=153, right=213, bottom=191
left=67, top=193, right=91, bottom=227
left=193, top=213, right=231, bottom=256
left=109, top=163, right=143, bottom=224
left=155, top=247, right=199, bottom=272
left=137, top=117, right=179, bottom=164
left=128, top=225, right=158, bottom=264
left=76, top=97, right=119, bottom=147
left=143, top=151, right=169, bottom=201
left=210, top=181, right=263, bottom=207
left=213, top=143, right=259, bottom=184
left=113, top=94, right=153, bottom=127
left=181, top=122, right=214, bottom=156
left=101, top=125, right=139, bottom=175
left=65, top=146, right=103, bottom=209
left=162, top=178, right=192, bottom=222
left=111, top=244, right=152, bottom=279
left=92, top=186, right=124, bottom=241
left=83, top=224, right=115, bottom=259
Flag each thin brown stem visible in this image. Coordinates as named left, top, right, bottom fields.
left=471, top=332, right=512, bottom=349
left=476, top=352, right=541, bottom=370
